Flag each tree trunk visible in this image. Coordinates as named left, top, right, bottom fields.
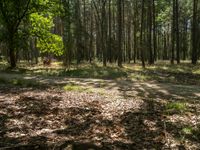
left=148, top=0, right=154, bottom=65
left=175, top=0, right=180, bottom=64
left=133, top=0, right=138, bottom=64
left=75, top=0, right=82, bottom=65
left=153, top=0, right=157, bottom=62
left=117, top=0, right=123, bottom=67
left=171, top=0, right=175, bottom=64
left=101, top=1, right=107, bottom=67
left=108, top=0, right=112, bottom=63
left=9, top=35, right=16, bottom=68
left=140, top=0, right=145, bottom=68
left=192, top=0, right=198, bottom=64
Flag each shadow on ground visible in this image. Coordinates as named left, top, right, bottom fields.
left=0, top=63, right=200, bottom=149
left=0, top=84, right=199, bottom=149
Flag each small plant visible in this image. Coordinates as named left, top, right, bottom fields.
left=182, top=127, right=193, bottom=135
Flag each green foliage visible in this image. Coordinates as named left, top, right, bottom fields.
left=37, top=34, right=64, bottom=56
left=30, top=13, right=64, bottom=56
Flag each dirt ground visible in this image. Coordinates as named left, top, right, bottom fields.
left=0, top=73, right=200, bottom=150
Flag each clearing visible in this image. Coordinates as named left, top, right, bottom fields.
left=0, top=62, right=200, bottom=150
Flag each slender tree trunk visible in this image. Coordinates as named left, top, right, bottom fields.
left=171, top=0, right=175, bottom=64
left=153, top=0, right=157, bottom=62
left=101, top=0, right=107, bottom=66
left=62, top=0, right=72, bottom=67
left=108, top=0, right=112, bottom=63
left=117, top=0, right=122, bottom=67
left=192, top=0, right=198, bottom=64
left=75, top=0, right=82, bottom=65
left=8, top=33, right=16, bottom=68
left=127, top=19, right=131, bottom=63
left=175, top=0, right=180, bottom=64
left=140, top=0, right=145, bottom=68
left=148, top=0, right=154, bottom=64
left=133, top=0, right=138, bottom=64
left=183, top=19, right=188, bottom=60
left=89, top=4, right=94, bottom=63
left=9, top=47, right=16, bottom=68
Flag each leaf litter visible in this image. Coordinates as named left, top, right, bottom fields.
left=0, top=82, right=199, bottom=149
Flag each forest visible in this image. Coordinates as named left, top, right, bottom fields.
left=0, top=0, right=200, bottom=149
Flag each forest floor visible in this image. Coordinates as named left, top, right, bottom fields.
left=0, top=62, right=200, bottom=150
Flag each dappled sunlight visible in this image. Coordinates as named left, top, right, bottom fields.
left=0, top=63, right=200, bottom=149
left=194, top=93, right=200, bottom=97
left=0, top=0, right=199, bottom=148
left=0, top=82, right=200, bottom=149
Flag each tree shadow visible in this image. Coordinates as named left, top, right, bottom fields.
left=16, top=95, right=57, bottom=117
left=1, top=65, right=200, bottom=149
left=120, top=108, right=165, bottom=149
left=0, top=90, right=60, bottom=149
left=55, top=107, right=101, bottom=136
left=115, top=77, right=200, bottom=101
left=113, top=77, right=200, bottom=149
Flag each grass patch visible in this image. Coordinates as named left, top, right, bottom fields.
left=62, top=84, right=105, bottom=94
left=130, top=73, right=150, bottom=81
left=11, top=79, right=40, bottom=87
left=61, top=66, right=128, bottom=79
left=0, top=76, right=41, bottom=88
left=63, top=84, right=87, bottom=92
left=1, top=61, right=200, bottom=85
left=21, top=64, right=128, bottom=79
left=165, top=102, right=188, bottom=114
left=125, top=62, right=200, bottom=85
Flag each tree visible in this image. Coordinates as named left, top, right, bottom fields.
left=0, top=0, right=198, bottom=68
left=30, top=13, right=63, bottom=57
left=0, top=0, right=31, bottom=68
